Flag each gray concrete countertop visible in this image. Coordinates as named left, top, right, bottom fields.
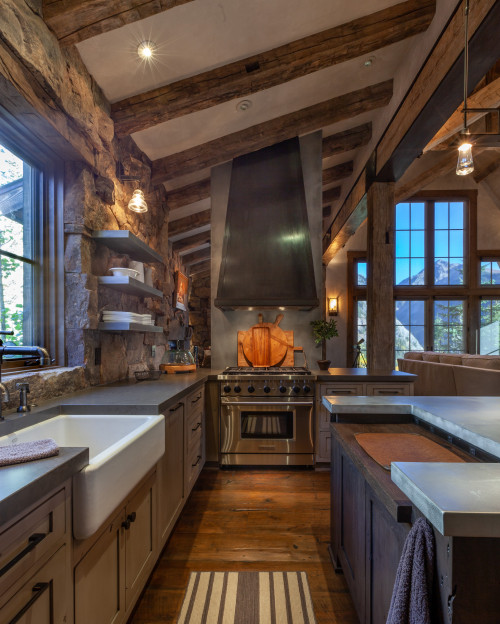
left=322, top=395, right=500, bottom=537
left=315, top=368, right=417, bottom=382
left=0, top=369, right=220, bottom=526
left=0, top=447, right=89, bottom=526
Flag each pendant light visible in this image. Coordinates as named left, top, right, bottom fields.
left=128, top=189, right=148, bottom=213
left=456, top=0, right=473, bottom=176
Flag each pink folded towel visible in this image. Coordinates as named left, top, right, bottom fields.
left=0, top=439, right=59, bottom=467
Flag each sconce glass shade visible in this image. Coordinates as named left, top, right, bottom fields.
left=328, top=297, right=338, bottom=316
left=137, top=41, right=156, bottom=60
left=128, top=189, right=148, bottom=213
left=456, top=141, right=474, bottom=176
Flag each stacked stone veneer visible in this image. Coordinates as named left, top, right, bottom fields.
left=188, top=271, right=211, bottom=349
left=0, top=0, right=191, bottom=409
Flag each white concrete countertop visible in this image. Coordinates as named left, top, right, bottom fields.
left=322, top=395, right=500, bottom=537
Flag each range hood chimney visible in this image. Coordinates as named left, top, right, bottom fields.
left=215, top=137, right=319, bottom=311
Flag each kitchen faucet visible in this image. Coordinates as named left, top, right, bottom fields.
left=0, top=329, right=51, bottom=421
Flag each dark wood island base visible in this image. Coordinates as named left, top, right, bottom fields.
left=330, top=421, right=500, bottom=624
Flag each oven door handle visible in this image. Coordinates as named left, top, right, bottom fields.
left=221, top=400, right=313, bottom=406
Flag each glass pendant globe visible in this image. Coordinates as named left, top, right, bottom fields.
left=128, top=189, right=148, bottom=213
left=456, top=142, right=474, bottom=176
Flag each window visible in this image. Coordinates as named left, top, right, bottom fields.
left=479, top=299, right=500, bottom=355
left=0, top=113, right=64, bottom=369
left=395, top=299, right=425, bottom=362
left=355, top=261, right=367, bottom=286
left=434, top=201, right=464, bottom=285
left=480, top=258, right=500, bottom=286
left=395, top=201, right=425, bottom=286
left=354, top=300, right=367, bottom=367
left=433, top=300, right=465, bottom=353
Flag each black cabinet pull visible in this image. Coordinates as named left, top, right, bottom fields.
left=9, top=582, right=50, bottom=624
left=122, top=511, right=137, bottom=530
left=127, top=512, right=137, bottom=523
left=0, top=533, right=47, bottom=578
left=191, top=422, right=201, bottom=432
left=192, top=455, right=202, bottom=467
left=191, top=394, right=202, bottom=404
left=169, top=402, right=183, bottom=413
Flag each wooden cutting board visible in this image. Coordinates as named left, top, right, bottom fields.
left=238, top=314, right=297, bottom=367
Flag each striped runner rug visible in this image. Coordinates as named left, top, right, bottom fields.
left=177, top=571, right=317, bottom=624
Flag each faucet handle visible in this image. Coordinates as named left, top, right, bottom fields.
left=16, top=382, right=30, bottom=392
left=16, top=383, right=30, bottom=413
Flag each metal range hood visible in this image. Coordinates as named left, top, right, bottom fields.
left=215, top=137, right=319, bottom=311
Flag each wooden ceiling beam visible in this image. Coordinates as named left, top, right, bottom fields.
left=182, top=248, right=210, bottom=266
left=322, top=161, right=353, bottom=186
left=169, top=209, right=211, bottom=236
left=322, top=123, right=372, bottom=159
left=322, top=186, right=341, bottom=207
left=167, top=178, right=210, bottom=211
left=172, top=230, right=211, bottom=253
left=112, top=0, right=433, bottom=136
left=188, top=260, right=210, bottom=276
left=42, top=0, right=196, bottom=46
left=152, top=80, right=393, bottom=184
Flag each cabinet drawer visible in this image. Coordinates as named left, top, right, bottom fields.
left=0, top=544, right=68, bottom=623
left=186, top=387, right=204, bottom=411
left=322, top=383, right=364, bottom=396
left=186, top=408, right=203, bottom=448
left=0, top=488, right=66, bottom=597
left=186, top=437, right=203, bottom=494
left=366, top=384, right=410, bottom=396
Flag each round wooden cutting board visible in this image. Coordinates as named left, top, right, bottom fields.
left=241, top=314, right=289, bottom=367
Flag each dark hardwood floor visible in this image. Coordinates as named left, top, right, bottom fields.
left=129, top=468, right=358, bottom=623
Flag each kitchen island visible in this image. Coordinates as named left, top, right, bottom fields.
left=322, top=395, right=500, bottom=624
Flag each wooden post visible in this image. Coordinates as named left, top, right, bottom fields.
left=367, top=182, right=395, bottom=371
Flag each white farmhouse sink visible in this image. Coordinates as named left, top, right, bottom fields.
left=1, top=413, right=165, bottom=540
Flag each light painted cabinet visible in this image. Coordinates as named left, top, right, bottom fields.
left=74, top=470, right=156, bottom=624
left=316, top=380, right=414, bottom=462
left=0, top=484, right=71, bottom=624
left=184, top=385, right=205, bottom=497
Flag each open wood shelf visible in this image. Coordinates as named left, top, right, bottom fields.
left=98, top=276, right=163, bottom=299
left=98, top=322, right=164, bottom=333
left=93, top=230, right=164, bottom=264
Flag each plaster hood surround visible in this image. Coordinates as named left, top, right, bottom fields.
left=215, top=137, right=319, bottom=310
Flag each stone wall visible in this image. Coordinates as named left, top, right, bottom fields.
left=0, top=0, right=191, bottom=405
left=188, top=271, right=211, bottom=350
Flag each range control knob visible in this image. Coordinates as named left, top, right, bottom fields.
left=303, top=385, right=311, bottom=394
left=263, top=385, right=271, bottom=394
left=223, top=385, right=231, bottom=393
left=279, top=385, right=287, bottom=394
left=292, top=385, right=301, bottom=394
left=248, top=385, right=255, bottom=393
left=234, top=385, right=241, bottom=393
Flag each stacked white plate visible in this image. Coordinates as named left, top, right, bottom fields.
left=102, top=311, right=154, bottom=326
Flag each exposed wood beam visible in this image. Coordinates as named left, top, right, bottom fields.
left=472, top=151, right=500, bottom=184
left=394, top=152, right=457, bottom=203
left=152, top=80, right=393, bottom=184
left=322, top=206, right=332, bottom=219
left=42, top=0, right=195, bottom=46
left=322, top=123, right=372, bottom=159
left=322, top=186, right=341, bottom=207
left=376, top=0, right=500, bottom=181
left=172, top=231, right=210, bottom=254
left=112, top=0, right=433, bottom=136
left=322, top=161, right=353, bottom=186
left=424, top=76, right=500, bottom=152
left=167, top=179, right=210, bottom=211
left=169, top=209, right=211, bottom=236
left=188, top=260, right=210, bottom=276
left=182, top=248, right=211, bottom=266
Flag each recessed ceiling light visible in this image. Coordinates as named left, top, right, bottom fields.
left=236, top=99, right=252, bottom=112
left=137, top=41, right=156, bottom=60
left=364, top=56, right=375, bottom=67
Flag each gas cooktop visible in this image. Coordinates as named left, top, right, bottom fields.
left=220, top=366, right=311, bottom=376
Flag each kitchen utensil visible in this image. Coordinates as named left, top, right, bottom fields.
left=240, top=314, right=288, bottom=367
left=160, top=347, right=196, bottom=373
left=109, top=267, right=139, bottom=279
left=128, top=260, right=144, bottom=282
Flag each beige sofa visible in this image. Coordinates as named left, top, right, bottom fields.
left=397, top=352, right=500, bottom=396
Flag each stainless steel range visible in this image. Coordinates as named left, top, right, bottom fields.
left=219, top=367, right=316, bottom=467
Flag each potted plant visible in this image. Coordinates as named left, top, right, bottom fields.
left=311, top=318, right=338, bottom=370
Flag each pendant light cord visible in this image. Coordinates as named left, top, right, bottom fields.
left=463, top=0, right=469, bottom=131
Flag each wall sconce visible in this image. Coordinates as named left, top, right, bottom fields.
left=128, top=189, right=148, bottom=213
left=328, top=297, right=338, bottom=316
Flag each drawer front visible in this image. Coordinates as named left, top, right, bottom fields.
left=321, top=383, right=364, bottom=397
left=0, top=488, right=66, bottom=596
left=366, top=383, right=410, bottom=396
left=186, top=386, right=204, bottom=413
left=186, top=437, right=203, bottom=494
left=187, top=407, right=203, bottom=449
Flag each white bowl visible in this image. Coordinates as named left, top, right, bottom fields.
left=109, top=267, right=139, bottom=279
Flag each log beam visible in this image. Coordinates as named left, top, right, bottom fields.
left=322, top=123, right=372, bottom=159
left=152, top=80, right=393, bottom=184
left=172, top=231, right=211, bottom=254
left=112, top=0, right=433, bottom=136
left=169, top=209, right=211, bottom=236
left=167, top=179, right=210, bottom=211
left=43, top=0, right=196, bottom=46
left=322, top=186, right=341, bottom=207
left=188, top=260, right=210, bottom=276
left=322, top=161, right=353, bottom=186
left=181, top=248, right=211, bottom=265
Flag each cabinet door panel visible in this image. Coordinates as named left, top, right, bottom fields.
left=75, top=513, right=125, bottom=624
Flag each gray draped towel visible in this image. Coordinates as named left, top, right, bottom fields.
left=386, top=517, right=435, bottom=624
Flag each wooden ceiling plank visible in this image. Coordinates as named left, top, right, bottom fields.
left=172, top=230, right=211, bottom=253
left=322, top=123, right=372, bottom=159
left=167, top=178, right=210, bottom=211
left=424, top=75, right=500, bottom=152
left=322, top=161, right=353, bottom=186
left=188, top=260, right=210, bottom=276
left=43, top=0, right=196, bottom=46
left=169, top=209, right=211, bottom=236
left=182, top=248, right=210, bottom=265
left=322, top=186, right=341, bottom=207
left=152, top=80, right=393, bottom=184
left=112, top=0, right=434, bottom=136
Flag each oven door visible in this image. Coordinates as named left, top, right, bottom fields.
left=220, top=397, right=314, bottom=463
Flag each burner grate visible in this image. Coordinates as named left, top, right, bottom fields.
left=222, top=366, right=311, bottom=375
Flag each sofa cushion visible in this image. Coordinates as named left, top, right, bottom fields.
left=399, top=359, right=457, bottom=395
left=461, top=355, right=500, bottom=370
left=439, top=354, right=463, bottom=365
left=421, top=352, right=440, bottom=362
left=403, top=352, right=424, bottom=360
left=453, top=365, right=500, bottom=395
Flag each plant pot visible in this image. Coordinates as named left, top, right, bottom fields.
left=317, top=359, right=331, bottom=371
